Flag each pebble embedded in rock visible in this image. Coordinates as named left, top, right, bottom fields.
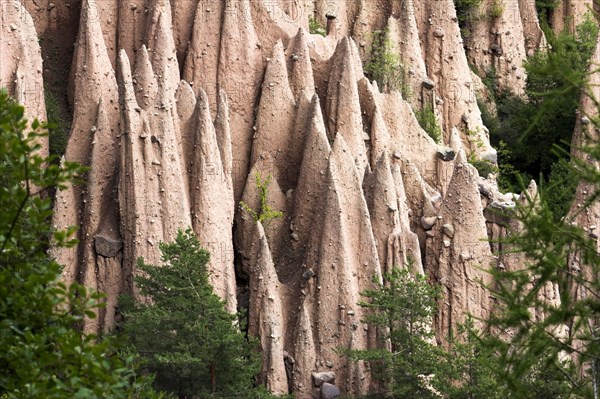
left=421, top=216, right=438, bottom=230
left=312, top=371, right=336, bottom=387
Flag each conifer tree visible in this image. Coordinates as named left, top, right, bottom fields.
left=118, top=229, right=266, bottom=399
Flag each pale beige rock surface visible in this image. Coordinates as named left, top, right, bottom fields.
left=0, top=0, right=47, bottom=153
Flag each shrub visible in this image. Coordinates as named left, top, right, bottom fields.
left=344, top=267, right=449, bottom=398
left=364, top=29, right=409, bottom=96
left=239, top=173, right=283, bottom=227
left=486, top=15, right=598, bottom=181
left=416, top=105, right=442, bottom=143
left=308, top=16, right=326, bottom=36
left=490, top=0, right=504, bottom=19
left=542, top=157, right=580, bottom=222
left=468, top=154, right=498, bottom=179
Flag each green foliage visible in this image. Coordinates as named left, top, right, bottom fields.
left=416, top=105, right=442, bottom=143
left=308, top=16, right=326, bottom=37
left=485, top=15, right=598, bottom=186
left=490, top=0, right=504, bottom=18
left=521, top=14, right=597, bottom=171
left=345, top=267, right=450, bottom=398
left=118, top=229, right=267, bottom=398
left=543, top=158, right=580, bottom=222
left=468, top=155, right=498, bottom=179
left=445, top=318, right=509, bottom=399
left=535, top=0, right=560, bottom=21
left=455, top=0, right=482, bottom=38
left=44, top=85, right=70, bottom=158
left=479, top=179, right=599, bottom=396
left=0, top=90, right=162, bottom=398
left=364, top=29, right=409, bottom=96
left=482, top=66, right=499, bottom=98
left=345, top=261, right=581, bottom=397
left=239, top=173, right=283, bottom=227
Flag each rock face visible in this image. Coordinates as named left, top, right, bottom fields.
left=1, top=0, right=596, bottom=397
left=1, top=0, right=47, bottom=154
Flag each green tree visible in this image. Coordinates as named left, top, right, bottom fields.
left=0, top=90, right=162, bottom=398
left=475, top=13, right=600, bottom=397
left=345, top=267, right=450, bottom=398
left=488, top=15, right=598, bottom=180
left=118, top=229, right=271, bottom=399
left=479, top=177, right=599, bottom=397
left=364, top=29, right=408, bottom=96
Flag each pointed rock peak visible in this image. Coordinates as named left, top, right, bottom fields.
left=372, top=151, right=397, bottom=201
left=331, top=131, right=352, bottom=161
left=455, top=148, right=468, bottom=165
left=371, top=79, right=380, bottom=94
left=73, top=0, right=115, bottom=86
left=216, top=88, right=231, bottom=131
left=288, top=27, right=315, bottom=100
left=332, top=36, right=353, bottom=66
left=374, top=150, right=392, bottom=174
left=293, top=26, right=308, bottom=44
left=328, top=133, right=363, bottom=186
left=133, top=45, right=157, bottom=109
left=146, top=0, right=179, bottom=92
left=357, top=77, right=380, bottom=117
left=264, top=40, right=290, bottom=89
left=348, top=36, right=364, bottom=77
left=176, top=80, right=196, bottom=120
left=518, top=179, right=539, bottom=205
left=194, top=89, right=218, bottom=152
left=79, top=0, right=102, bottom=37
left=198, top=88, right=210, bottom=113
left=134, top=45, right=154, bottom=76
left=306, top=95, right=327, bottom=139
left=217, top=88, right=229, bottom=114
left=256, top=221, right=269, bottom=250
left=370, top=109, right=392, bottom=165
left=327, top=38, right=367, bottom=175
left=117, top=50, right=138, bottom=107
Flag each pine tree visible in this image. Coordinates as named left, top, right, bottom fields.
left=345, top=267, right=451, bottom=398
left=118, top=229, right=265, bottom=399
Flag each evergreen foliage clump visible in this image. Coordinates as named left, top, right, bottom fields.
left=344, top=267, right=450, bottom=398
left=481, top=15, right=598, bottom=212
left=44, top=85, right=70, bottom=158
left=480, top=178, right=600, bottom=397
left=118, top=229, right=276, bottom=399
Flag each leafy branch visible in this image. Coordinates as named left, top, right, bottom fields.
left=239, top=173, right=283, bottom=227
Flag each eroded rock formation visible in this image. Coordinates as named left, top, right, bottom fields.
left=2, top=0, right=597, bottom=397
